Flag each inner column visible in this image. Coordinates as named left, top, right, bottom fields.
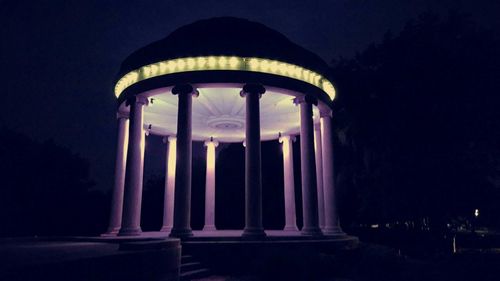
left=160, top=136, right=176, bottom=232
left=203, top=138, right=218, bottom=231
left=314, top=122, right=326, bottom=229
left=279, top=135, right=298, bottom=231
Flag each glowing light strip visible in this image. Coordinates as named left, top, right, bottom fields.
left=114, top=56, right=336, bottom=100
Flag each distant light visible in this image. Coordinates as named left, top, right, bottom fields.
left=114, top=56, right=336, bottom=100
left=474, top=209, right=479, bottom=218
left=371, top=224, right=379, bottom=228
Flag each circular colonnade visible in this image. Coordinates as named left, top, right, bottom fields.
left=103, top=17, right=344, bottom=238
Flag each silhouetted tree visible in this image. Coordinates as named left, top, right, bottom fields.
left=331, top=12, right=500, bottom=230
left=0, top=127, right=105, bottom=236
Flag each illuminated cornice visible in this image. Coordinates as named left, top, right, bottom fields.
left=114, top=56, right=336, bottom=100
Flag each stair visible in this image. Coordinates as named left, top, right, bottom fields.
left=180, top=254, right=211, bottom=280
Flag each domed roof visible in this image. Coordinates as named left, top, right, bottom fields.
left=119, top=17, right=329, bottom=77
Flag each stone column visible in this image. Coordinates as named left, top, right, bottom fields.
left=296, top=95, right=322, bottom=236
left=279, top=135, right=298, bottom=231
left=103, top=112, right=129, bottom=236
left=314, top=122, right=326, bottom=229
left=119, top=96, right=148, bottom=236
left=203, top=139, right=219, bottom=231
left=241, top=84, right=266, bottom=238
left=160, top=136, right=176, bottom=232
left=170, top=84, right=198, bottom=238
left=321, top=110, right=344, bottom=235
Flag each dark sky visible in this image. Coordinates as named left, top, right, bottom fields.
left=0, top=0, right=498, bottom=192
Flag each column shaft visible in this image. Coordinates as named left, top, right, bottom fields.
left=119, top=96, right=147, bottom=236
left=161, top=137, right=176, bottom=232
left=203, top=140, right=217, bottom=231
left=314, top=123, right=326, bottom=229
left=104, top=113, right=129, bottom=235
left=170, top=85, right=195, bottom=237
left=242, top=84, right=266, bottom=237
left=321, top=113, right=344, bottom=235
left=280, top=136, right=298, bottom=231
left=298, top=98, right=322, bottom=235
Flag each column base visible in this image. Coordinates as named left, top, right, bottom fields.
left=202, top=225, right=217, bottom=231
left=322, top=226, right=345, bottom=236
left=118, top=227, right=142, bottom=236
left=160, top=226, right=172, bottom=232
left=101, top=227, right=120, bottom=237
left=301, top=227, right=323, bottom=236
left=169, top=228, right=193, bottom=238
left=242, top=227, right=266, bottom=238
left=283, top=225, right=299, bottom=231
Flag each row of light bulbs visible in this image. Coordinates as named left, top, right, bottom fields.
left=115, top=56, right=336, bottom=100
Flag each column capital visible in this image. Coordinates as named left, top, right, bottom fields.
left=126, top=95, right=149, bottom=106
left=293, top=95, right=318, bottom=106
left=278, top=135, right=296, bottom=143
left=162, top=136, right=177, bottom=144
left=172, top=84, right=199, bottom=97
left=319, top=109, right=333, bottom=118
left=117, top=111, right=129, bottom=120
left=204, top=139, right=219, bottom=147
left=240, top=83, right=265, bottom=98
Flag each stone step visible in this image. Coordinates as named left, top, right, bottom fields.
left=181, top=261, right=202, bottom=272
left=180, top=268, right=211, bottom=280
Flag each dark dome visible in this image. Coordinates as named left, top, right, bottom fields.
left=119, top=17, right=329, bottom=77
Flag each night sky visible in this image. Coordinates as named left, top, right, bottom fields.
left=0, top=0, right=498, bottom=192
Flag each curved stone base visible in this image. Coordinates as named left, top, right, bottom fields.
left=301, top=227, right=323, bottom=236
left=118, top=227, right=142, bottom=236
left=169, top=228, right=193, bottom=238
left=242, top=228, right=267, bottom=238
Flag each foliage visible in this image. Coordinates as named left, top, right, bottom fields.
left=0, top=127, right=105, bottom=236
left=331, top=12, right=500, bottom=228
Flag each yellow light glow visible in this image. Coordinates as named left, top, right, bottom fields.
left=206, top=141, right=216, bottom=173
left=177, top=59, right=186, bottom=71
left=218, top=56, right=227, bottom=67
left=248, top=58, right=259, bottom=70
left=229, top=56, right=239, bottom=68
left=159, top=62, right=167, bottom=73
left=187, top=58, right=196, bottom=69
left=294, top=67, right=302, bottom=79
left=281, top=136, right=290, bottom=156
left=207, top=56, right=217, bottom=68
left=167, top=137, right=177, bottom=182
left=278, top=63, right=287, bottom=75
left=142, top=66, right=151, bottom=78
left=151, top=64, right=159, bottom=76
left=114, top=56, right=336, bottom=100
left=167, top=61, right=176, bottom=72
left=269, top=61, right=278, bottom=73
left=260, top=59, right=270, bottom=71
left=197, top=57, right=207, bottom=68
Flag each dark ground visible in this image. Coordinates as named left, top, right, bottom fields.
left=194, top=243, right=500, bottom=281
